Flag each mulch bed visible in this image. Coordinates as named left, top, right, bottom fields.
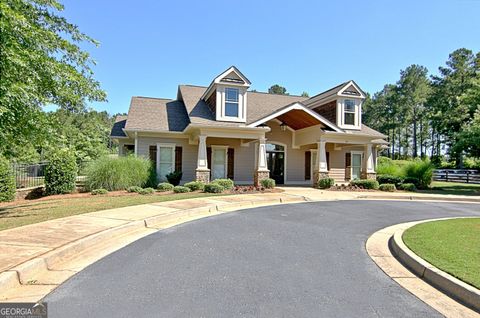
left=229, top=186, right=283, bottom=194
left=326, top=184, right=378, bottom=192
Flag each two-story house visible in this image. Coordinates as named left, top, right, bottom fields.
left=110, top=66, right=387, bottom=186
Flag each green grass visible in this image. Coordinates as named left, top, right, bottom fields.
left=0, top=192, right=223, bottom=231
left=403, top=218, right=480, bottom=289
left=418, top=181, right=480, bottom=196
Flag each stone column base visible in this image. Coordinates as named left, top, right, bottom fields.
left=254, top=170, right=270, bottom=187
left=361, top=172, right=377, bottom=180
left=313, top=170, right=329, bottom=186
left=196, top=169, right=210, bottom=183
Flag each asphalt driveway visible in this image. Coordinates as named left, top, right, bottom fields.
left=44, top=200, right=480, bottom=317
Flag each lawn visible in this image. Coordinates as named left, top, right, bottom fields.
left=0, top=192, right=223, bottom=231
left=403, top=218, right=480, bottom=289
left=418, top=181, right=480, bottom=196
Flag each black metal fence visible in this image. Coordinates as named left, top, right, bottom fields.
left=12, top=162, right=48, bottom=189
left=12, top=161, right=90, bottom=189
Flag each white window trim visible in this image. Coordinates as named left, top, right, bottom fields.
left=211, top=145, right=228, bottom=179
left=350, top=151, right=363, bottom=180
left=157, top=143, right=176, bottom=181
left=224, top=87, right=240, bottom=118
left=337, top=99, right=361, bottom=130
left=216, top=85, right=247, bottom=123
left=265, top=141, right=287, bottom=183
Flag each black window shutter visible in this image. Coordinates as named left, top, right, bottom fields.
left=207, top=147, right=212, bottom=170
left=305, top=151, right=311, bottom=180
left=149, top=146, right=157, bottom=168
left=345, top=152, right=351, bottom=168
left=227, top=148, right=234, bottom=179
left=175, top=146, right=182, bottom=172
left=326, top=152, right=330, bottom=171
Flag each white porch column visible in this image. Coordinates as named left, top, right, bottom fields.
left=254, top=137, right=269, bottom=186
left=134, top=132, right=138, bottom=157
left=316, top=140, right=328, bottom=172
left=365, top=143, right=375, bottom=173
left=196, top=135, right=210, bottom=183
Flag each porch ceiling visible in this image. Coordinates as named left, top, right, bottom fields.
left=276, top=109, right=324, bottom=130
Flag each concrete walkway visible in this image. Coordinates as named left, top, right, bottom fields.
left=0, top=188, right=478, bottom=302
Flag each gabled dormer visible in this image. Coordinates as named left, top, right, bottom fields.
left=201, top=66, right=251, bottom=123
left=304, top=80, right=365, bottom=130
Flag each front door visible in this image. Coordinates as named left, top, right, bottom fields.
left=266, top=144, right=285, bottom=184
left=212, top=148, right=227, bottom=180
left=351, top=152, right=362, bottom=180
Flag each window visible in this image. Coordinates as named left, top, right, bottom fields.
left=158, top=144, right=175, bottom=181
left=344, top=99, right=356, bottom=125
left=225, top=87, right=239, bottom=117
left=212, top=148, right=227, bottom=179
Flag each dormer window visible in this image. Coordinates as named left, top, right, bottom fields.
left=225, top=88, right=239, bottom=117
left=344, top=99, right=356, bottom=125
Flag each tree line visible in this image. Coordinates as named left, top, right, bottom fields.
left=362, top=48, right=480, bottom=167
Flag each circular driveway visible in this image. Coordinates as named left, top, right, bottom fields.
left=45, top=200, right=480, bottom=317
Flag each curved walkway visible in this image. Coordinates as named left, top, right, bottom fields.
left=44, top=200, right=479, bottom=317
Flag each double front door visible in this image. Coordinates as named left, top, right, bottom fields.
left=266, top=144, right=285, bottom=184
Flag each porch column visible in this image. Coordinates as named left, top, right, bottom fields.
left=254, top=137, right=269, bottom=186
left=195, top=135, right=210, bottom=183
left=364, top=143, right=376, bottom=180
left=134, top=132, right=138, bottom=157
left=313, top=140, right=328, bottom=186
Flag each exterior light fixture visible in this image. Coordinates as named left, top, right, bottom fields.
left=280, top=122, right=287, bottom=131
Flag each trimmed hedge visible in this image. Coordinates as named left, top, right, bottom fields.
left=86, top=156, right=151, bottom=191
left=317, top=177, right=335, bottom=189
left=184, top=181, right=205, bottom=191
left=45, top=149, right=77, bottom=195
left=0, top=157, right=15, bottom=202
left=350, top=179, right=380, bottom=190
left=379, top=183, right=396, bottom=192
left=157, top=182, right=174, bottom=192
left=127, top=186, right=142, bottom=193
left=212, top=178, right=234, bottom=190
left=173, top=185, right=190, bottom=193
left=138, top=187, right=155, bottom=195
left=377, top=174, right=404, bottom=187
left=91, top=188, right=108, bottom=195
left=399, top=183, right=417, bottom=192
left=166, top=171, right=182, bottom=186
left=204, top=183, right=224, bottom=193
left=260, top=178, right=276, bottom=189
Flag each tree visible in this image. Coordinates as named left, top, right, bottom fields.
left=455, top=108, right=480, bottom=157
left=268, top=84, right=288, bottom=95
left=301, top=91, right=309, bottom=97
left=396, top=65, right=431, bottom=158
left=0, top=0, right=106, bottom=159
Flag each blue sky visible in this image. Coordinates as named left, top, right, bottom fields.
left=60, top=0, right=480, bottom=115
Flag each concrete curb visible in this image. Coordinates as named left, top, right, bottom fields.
left=390, top=221, right=480, bottom=313
left=0, top=194, right=308, bottom=302
left=357, top=194, right=480, bottom=203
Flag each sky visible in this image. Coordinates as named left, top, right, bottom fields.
left=59, top=0, right=480, bottom=115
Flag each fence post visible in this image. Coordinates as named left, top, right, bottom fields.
left=467, top=171, right=469, bottom=183
left=445, top=170, right=448, bottom=182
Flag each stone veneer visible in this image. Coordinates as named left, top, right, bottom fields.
left=254, top=170, right=270, bottom=187
left=313, top=171, right=329, bottom=186
left=361, top=172, right=377, bottom=180
left=195, top=169, right=210, bottom=184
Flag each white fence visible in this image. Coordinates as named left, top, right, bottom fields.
left=433, top=169, right=480, bottom=184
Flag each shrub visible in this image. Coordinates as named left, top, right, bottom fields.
left=85, top=156, right=151, bottom=191
left=138, top=187, right=155, bottom=195
left=402, top=160, right=433, bottom=189
left=0, top=157, right=15, bottom=202
left=146, top=166, right=158, bottom=188
left=91, top=188, right=108, bottom=195
left=379, top=183, right=396, bottom=192
left=127, top=186, right=142, bottom=193
left=377, top=174, right=404, bottom=187
left=399, top=183, right=417, bottom=192
left=260, top=178, right=276, bottom=189
left=376, top=157, right=403, bottom=176
left=184, top=181, right=205, bottom=191
left=173, top=185, right=190, bottom=193
left=350, top=179, right=380, bottom=190
left=157, top=182, right=174, bottom=192
left=45, top=149, right=77, bottom=195
left=204, top=183, right=224, bottom=193
left=166, top=171, right=182, bottom=186
left=212, top=178, right=234, bottom=190
left=317, top=177, right=335, bottom=189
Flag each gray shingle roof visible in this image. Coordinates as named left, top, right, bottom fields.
left=124, top=97, right=190, bottom=132
left=110, top=115, right=127, bottom=137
